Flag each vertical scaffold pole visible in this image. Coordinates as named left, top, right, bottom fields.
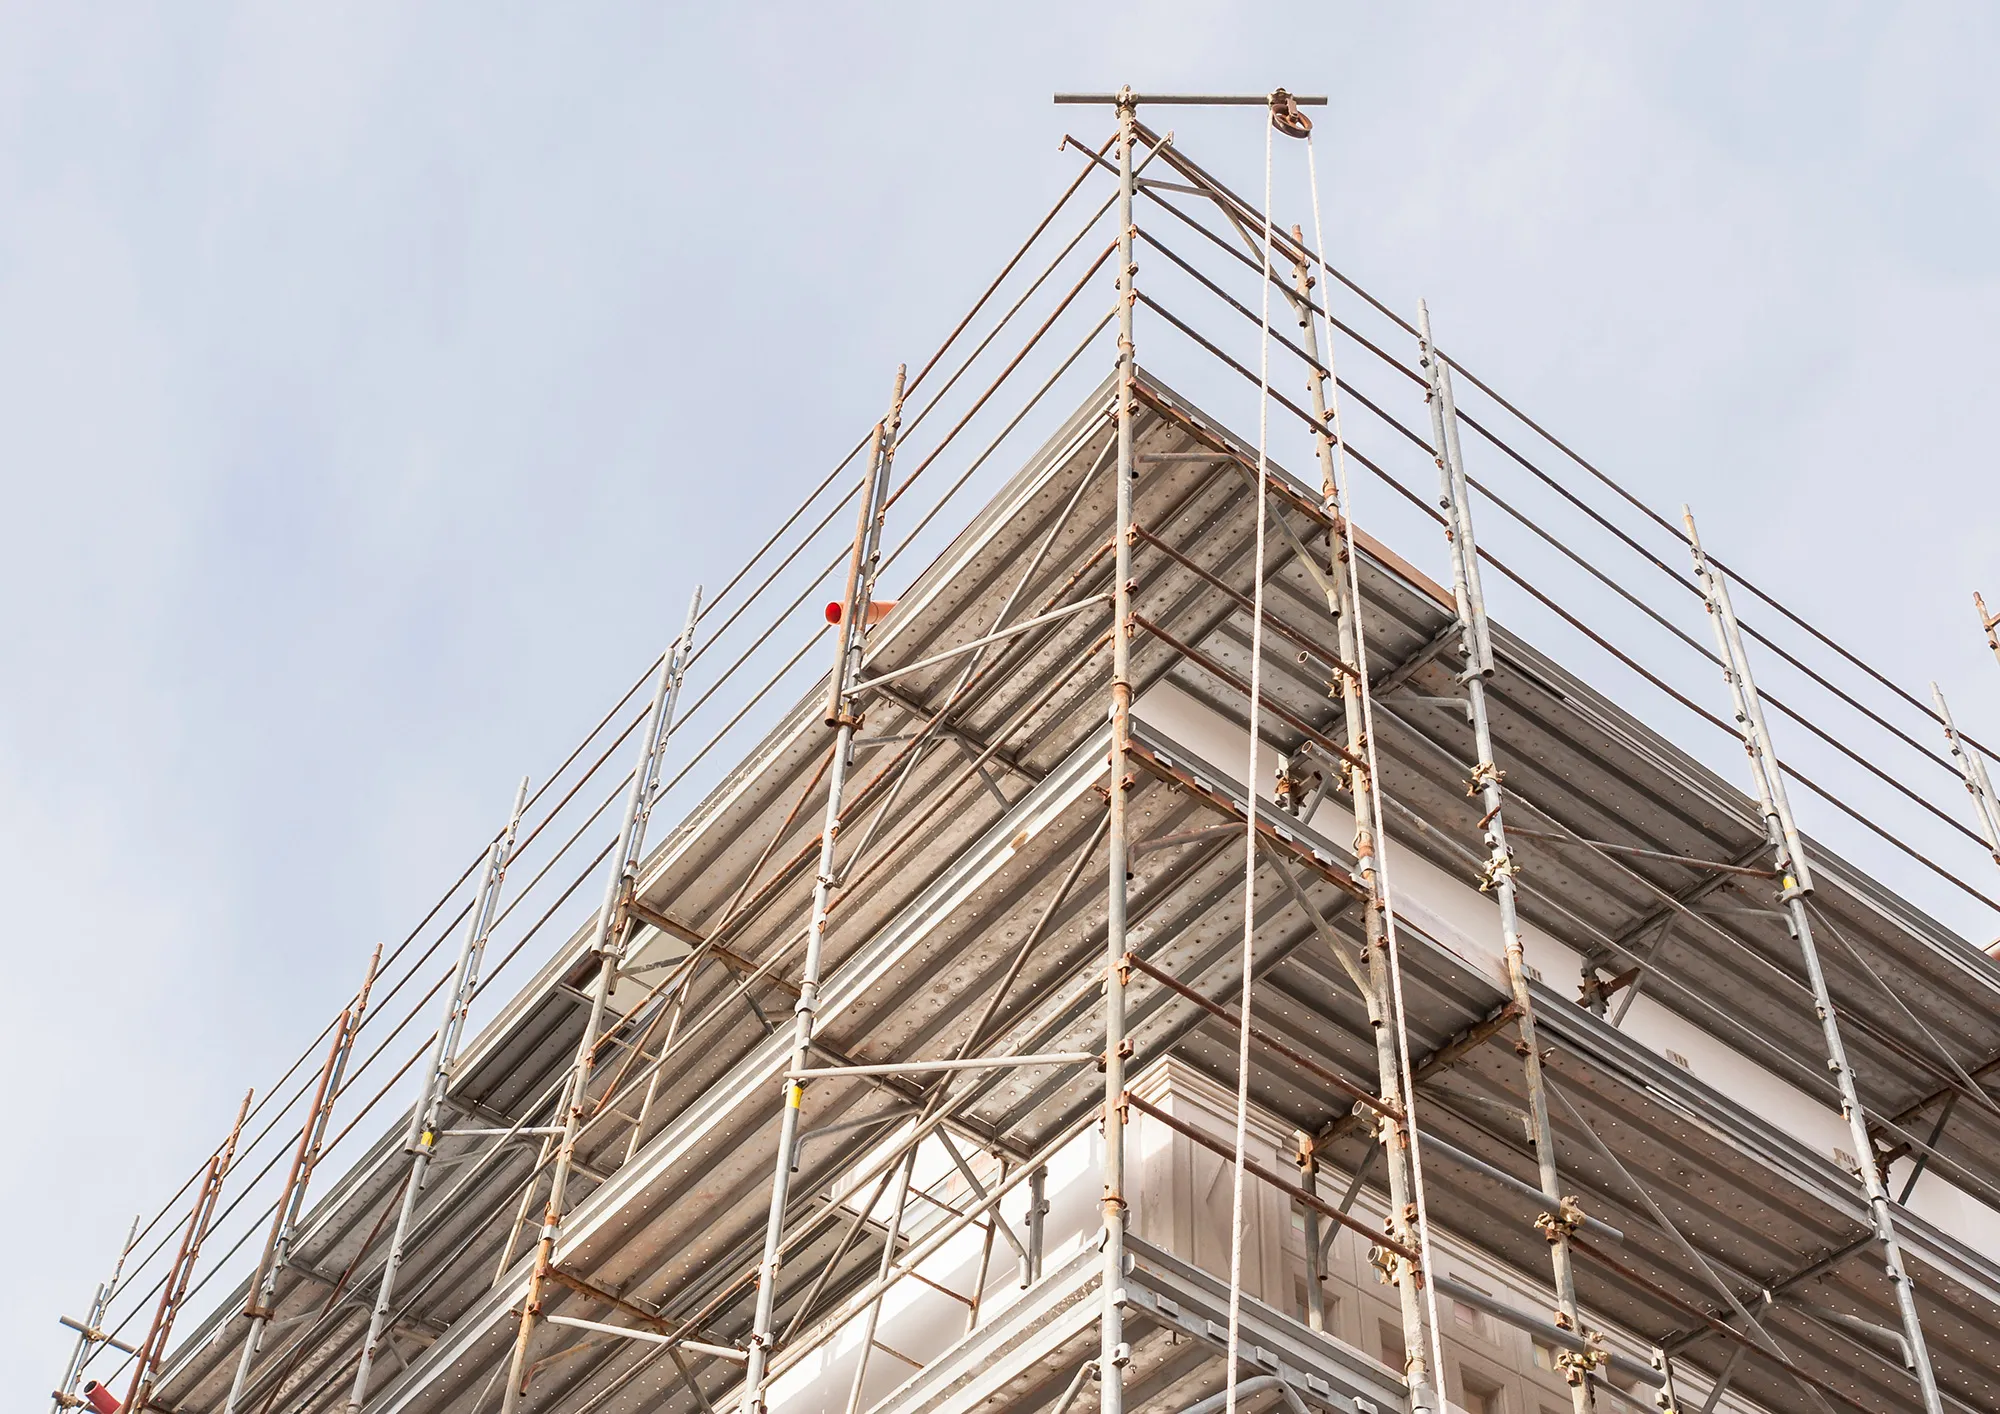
left=126, top=1089, right=251, bottom=1414
left=1933, top=683, right=2000, bottom=870
left=1027, top=1163, right=1048, bottom=1284
left=740, top=365, right=905, bottom=1414
left=1296, top=1138, right=1325, bottom=1332
left=1977, top=591, right=2000, bottom=669
left=1686, top=511, right=1944, bottom=1414
left=500, top=584, right=702, bottom=1414
left=226, top=944, right=381, bottom=1414
left=50, top=1216, right=138, bottom=1413
left=1097, top=86, right=1139, bottom=1414
left=1285, top=240, right=1437, bottom=1414
left=348, top=778, right=528, bottom=1414
left=1418, top=303, right=1594, bottom=1413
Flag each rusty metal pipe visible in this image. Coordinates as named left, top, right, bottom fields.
left=1568, top=1236, right=1877, bottom=1414
left=125, top=1090, right=249, bottom=1414
left=1056, top=92, right=1327, bottom=106
left=1129, top=613, right=1363, bottom=771
left=906, top=131, right=1117, bottom=396
left=224, top=947, right=379, bottom=1414
left=1129, top=524, right=1357, bottom=681
left=1120, top=1093, right=1417, bottom=1261
left=1121, top=951, right=1393, bottom=1118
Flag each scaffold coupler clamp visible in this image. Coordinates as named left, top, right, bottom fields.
left=1476, top=849, right=1518, bottom=893
left=1555, top=1338, right=1607, bottom=1386
left=1465, top=761, right=1505, bottom=797
left=1535, top=1195, right=1587, bottom=1242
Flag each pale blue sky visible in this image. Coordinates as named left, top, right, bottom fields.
left=9, top=4, right=1998, bottom=1395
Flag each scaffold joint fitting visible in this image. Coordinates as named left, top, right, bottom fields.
left=1535, top=1195, right=1588, bottom=1241
left=1477, top=850, right=1519, bottom=892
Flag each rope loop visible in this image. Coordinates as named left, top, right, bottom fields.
left=1220, top=108, right=1278, bottom=1414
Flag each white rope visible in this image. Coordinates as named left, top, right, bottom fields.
left=1302, top=134, right=1452, bottom=1411
left=1221, top=109, right=1277, bottom=1414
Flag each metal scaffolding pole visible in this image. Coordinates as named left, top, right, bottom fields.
left=1978, top=591, right=2000, bottom=670
left=500, top=586, right=703, bottom=1414
left=1097, top=85, right=1140, bottom=1414
left=1686, top=509, right=1944, bottom=1414
left=50, top=1216, right=138, bottom=1412
left=1283, top=237, right=1437, bottom=1414
left=347, top=778, right=528, bottom=1413
left=224, top=945, right=380, bottom=1414
left=740, top=364, right=905, bottom=1414
left=1932, top=682, right=2000, bottom=870
left=1418, top=302, right=1596, bottom=1414
left=126, top=1089, right=251, bottom=1414
left=1295, top=1138, right=1326, bottom=1332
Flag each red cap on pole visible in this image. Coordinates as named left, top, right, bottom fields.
left=825, top=600, right=897, bottom=628
left=83, top=1383, right=122, bottom=1414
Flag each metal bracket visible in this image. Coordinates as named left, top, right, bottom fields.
left=1476, top=850, right=1519, bottom=893
left=1534, top=1195, right=1589, bottom=1242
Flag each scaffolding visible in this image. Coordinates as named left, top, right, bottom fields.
left=49, top=89, right=2000, bottom=1414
